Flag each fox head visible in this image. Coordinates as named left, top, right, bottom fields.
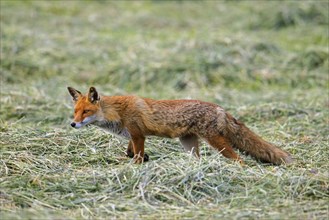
left=67, top=86, right=102, bottom=128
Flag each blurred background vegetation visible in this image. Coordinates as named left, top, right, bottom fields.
left=1, top=0, right=328, bottom=133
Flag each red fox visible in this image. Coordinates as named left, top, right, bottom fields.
left=68, top=86, right=292, bottom=165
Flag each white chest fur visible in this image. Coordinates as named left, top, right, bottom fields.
left=94, top=120, right=131, bottom=140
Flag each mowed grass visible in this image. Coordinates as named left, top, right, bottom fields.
left=0, top=1, right=328, bottom=219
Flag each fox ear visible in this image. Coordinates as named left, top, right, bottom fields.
left=67, top=87, right=82, bottom=102
left=88, top=87, right=100, bottom=104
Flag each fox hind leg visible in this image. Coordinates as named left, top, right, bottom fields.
left=205, top=135, right=244, bottom=164
left=179, top=134, right=200, bottom=158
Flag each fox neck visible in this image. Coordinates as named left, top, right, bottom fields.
left=94, top=119, right=131, bottom=140
left=93, top=96, right=130, bottom=139
left=98, top=96, right=129, bottom=121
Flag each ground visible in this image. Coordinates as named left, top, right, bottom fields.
left=0, top=1, right=328, bottom=219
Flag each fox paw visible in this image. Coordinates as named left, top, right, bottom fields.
left=126, top=151, right=149, bottom=162
left=126, top=150, right=134, bottom=158
left=133, top=154, right=149, bottom=164
left=143, top=153, right=149, bottom=162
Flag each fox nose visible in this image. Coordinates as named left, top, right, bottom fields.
left=70, top=122, right=76, bottom=127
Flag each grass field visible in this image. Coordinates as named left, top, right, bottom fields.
left=1, top=1, right=328, bottom=219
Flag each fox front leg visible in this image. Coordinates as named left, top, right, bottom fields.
left=126, top=140, right=134, bottom=158
left=126, top=140, right=149, bottom=162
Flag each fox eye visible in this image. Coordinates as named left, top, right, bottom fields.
left=83, top=110, right=91, bottom=114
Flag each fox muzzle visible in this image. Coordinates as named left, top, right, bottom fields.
left=70, top=121, right=84, bottom=128
left=70, top=115, right=97, bottom=129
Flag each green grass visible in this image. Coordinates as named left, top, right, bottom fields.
left=1, top=1, right=328, bottom=219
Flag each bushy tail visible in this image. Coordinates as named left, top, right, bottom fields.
left=225, top=113, right=293, bottom=165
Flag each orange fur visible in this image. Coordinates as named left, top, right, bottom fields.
left=68, top=87, right=292, bottom=165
